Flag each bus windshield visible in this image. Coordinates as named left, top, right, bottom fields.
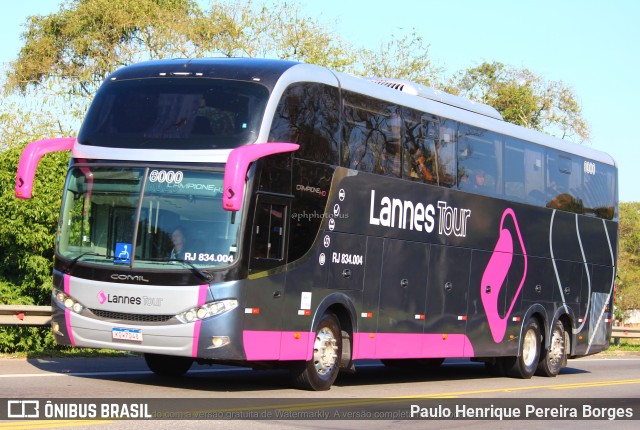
left=57, top=166, right=240, bottom=270
left=77, top=78, right=269, bottom=150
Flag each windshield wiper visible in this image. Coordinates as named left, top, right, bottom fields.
left=149, top=258, right=213, bottom=282
left=64, top=252, right=107, bottom=273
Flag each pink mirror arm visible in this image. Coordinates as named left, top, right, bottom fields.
left=15, top=137, right=75, bottom=199
left=223, top=143, right=299, bottom=211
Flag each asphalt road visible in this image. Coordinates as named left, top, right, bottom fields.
left=1, top=354, right=639, bottom=429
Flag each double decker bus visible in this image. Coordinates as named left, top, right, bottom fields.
left=16, top=58, right=617, bottom=391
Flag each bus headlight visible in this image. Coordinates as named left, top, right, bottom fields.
left=176, top=299, right=238, bottom=323
left=53, top=289, right=85, bottom=314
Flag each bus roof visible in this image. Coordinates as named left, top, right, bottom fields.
left=94, top=58, right=615, bottom=168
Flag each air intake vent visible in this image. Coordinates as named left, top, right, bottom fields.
left=369, top=78, right=503, bottom=121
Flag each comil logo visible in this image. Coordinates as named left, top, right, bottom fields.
left=97, top=291, right=107, bottom=305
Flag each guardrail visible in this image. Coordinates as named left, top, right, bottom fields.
left=611, top=326, right=640, bottom=339
left=1, top=305, right=640, bottom=341
left=0, top=305, right=52, bottom=326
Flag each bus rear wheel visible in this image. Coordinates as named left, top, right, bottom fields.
left=536, top=320, right=566, bottom=377
left=144, top=353, right=193, bottom=377
left=504, top=317, right=541, bottom=379
left=290, top=313, right=342, bottom=391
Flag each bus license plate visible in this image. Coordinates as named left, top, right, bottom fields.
left=112, top=328, right=143, bottom=342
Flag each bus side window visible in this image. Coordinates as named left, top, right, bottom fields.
left=546, top=151, right=583, bottom=214
left=402, top=110, right=436, bottom=183
left=457, top=125, right=501, bottom=195
left=402, top=110, right=456, bottom=187
left=522, top=144, right=545, bottom=205
left=341, top=92, right=401, bottom=177
left=583, top=161, right=616, bottom=219
left=504, top=138, right=526, bottom=201
left=268, top=83, right=340, bottom=165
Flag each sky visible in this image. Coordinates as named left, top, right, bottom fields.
left=1, top=0, right=638, bottom=202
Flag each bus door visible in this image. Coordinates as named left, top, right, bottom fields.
left=325, top=232, right=366, bottom=291
left=244, top=195, right=291, bottom=338
left=425, top=245, right=471, bottom=356
left=249, top=195, right=290, bottom=273
left=378, top=239, right=430, bottom=357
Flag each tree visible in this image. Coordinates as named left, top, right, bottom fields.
left=6, top=0, right=200, bottom=100
left=446, top=61, right=590, bottom=142
left=617, top=202, right=640, bottom=313
left=4, top=0, right=358, bottom=100
left=357, top=30, right=443, bottom=87
left=0, top=102, right=70, bottom=353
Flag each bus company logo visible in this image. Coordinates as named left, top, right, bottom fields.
left=296, top=184, right=327, bottom=196
left=368, top=190, right=471, bottom=237
left=7, top=400, right=40, bottom=418
left=97, top=290, right=107, bottom=304
left=96, top=291, right=164, bottom=307
left=110, top=274, right=150, bottom=283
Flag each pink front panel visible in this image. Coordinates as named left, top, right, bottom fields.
left=243, top=330, right=282, bottom=360
left=242, top=330, right=313, bottom=360
left=279, top=332, right=313, bottom=361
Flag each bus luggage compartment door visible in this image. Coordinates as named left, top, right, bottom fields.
left=325, top=232, right=366, bottom=290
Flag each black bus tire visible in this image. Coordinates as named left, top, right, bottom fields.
left=290, top=313, right=342, bottom=391
left=505, top=317, right=541, bottom=379
left=144, top=353, right=193, bottom=377
left=536, top=320, right=566, bottom=377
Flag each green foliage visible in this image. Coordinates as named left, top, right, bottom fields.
left=7, top=0, right=200, bottom=99
left=358, top=30, right=443, bottom=86
left=0, top=282, right=56, bottom=353
left=617, top=202, right=640, bottom=311
left=0, top=326, right=56, bottom=353
left=0, top=143, right=69, bottom=305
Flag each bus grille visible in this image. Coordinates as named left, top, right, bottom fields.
left=89, top=309, right=175, bottom=324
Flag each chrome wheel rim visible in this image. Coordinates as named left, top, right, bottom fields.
left=313, top=327, right=338, bottom=376
left=522, top=328, right=538, bottom=367
left=548, top=327, right=565, bottom=366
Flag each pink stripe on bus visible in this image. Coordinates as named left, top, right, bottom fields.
left=242, top=330, right=474, bottom=361
left=243, top=330, right=315, bottom=360
left=481, top=208, right=528, bottom=343
left=63, top=275, right=75, bottom=345
left=191, top=284, right=209, bottom=357
left=352, top=333, right=475, bottom=359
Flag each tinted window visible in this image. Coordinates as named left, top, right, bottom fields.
left=78, top=78, right=269, bottom=150
left=583, top=161, right=616, bottom=219
left=268, top=83, right=340, bottom=164
left=342, top=92, right=402, bottom=177
left=458, top=125, right=502, bottom=196
left=546, top=151, right=584, bottom=214
left=504, top=138, right=526, bottom=201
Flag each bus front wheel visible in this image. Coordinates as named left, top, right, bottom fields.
left=290, top=313, right=342, bottom=391
left=504, top=317, right=541, bottom=379
left=144, top=353, right=193, bottom=377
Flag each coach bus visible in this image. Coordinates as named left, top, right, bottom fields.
left=15, top=58, right=617, bottom=390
